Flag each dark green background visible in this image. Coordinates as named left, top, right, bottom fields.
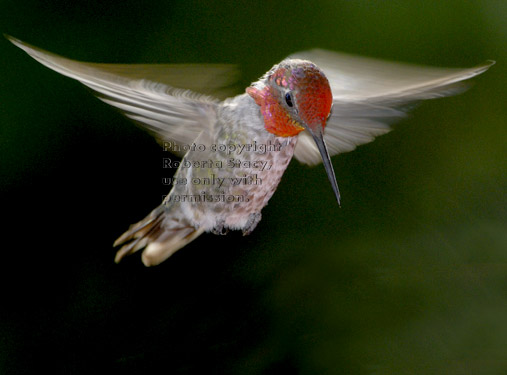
left=1, top=1, right=506, bottom=374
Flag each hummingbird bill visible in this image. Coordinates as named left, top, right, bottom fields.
left=6, top=35, right=494, bottom=266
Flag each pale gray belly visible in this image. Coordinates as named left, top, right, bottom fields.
left=165, top=136, right=297, bottom=231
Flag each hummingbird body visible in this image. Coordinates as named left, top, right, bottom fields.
left=170, top=93, right=298, bottom=233
left=182, top=93, right=297, bottom=232
left=115, top=92, right=299, bottom=265
left=7, top=36, right=494, bottom=266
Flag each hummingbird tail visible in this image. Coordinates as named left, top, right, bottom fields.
left=113, top=205, right=204, bottom=266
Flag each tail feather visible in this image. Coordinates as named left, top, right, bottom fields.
left=114, top=205, right=204, bottom=266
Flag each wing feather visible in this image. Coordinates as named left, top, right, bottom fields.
left=7, top=35, right=240, bottom=155
left=290, top=49, right=494, bottom=165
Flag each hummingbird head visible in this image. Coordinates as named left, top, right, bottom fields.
left=247, top=59, right=333, bottom=137
left=246, top=59, right=340, bottom=205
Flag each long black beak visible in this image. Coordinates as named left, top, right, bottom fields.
left=309, top=125, right=341, bottom=206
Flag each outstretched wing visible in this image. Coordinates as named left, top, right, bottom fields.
left=7, top=35, right=240, bottom=155
left=289, top=49, right=494, bottom=165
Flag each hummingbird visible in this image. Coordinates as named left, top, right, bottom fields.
left=7, top=35, right=494, bottom=266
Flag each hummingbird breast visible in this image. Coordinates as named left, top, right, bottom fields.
left=164, top=93, right=297, bottom=232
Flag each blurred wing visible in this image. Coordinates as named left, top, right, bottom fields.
left=7, top=35, right=240, bottom=155
left=290, top=49, right=494, bottom=165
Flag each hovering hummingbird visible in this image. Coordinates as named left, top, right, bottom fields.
left=7, top=35, right=493, bottom=266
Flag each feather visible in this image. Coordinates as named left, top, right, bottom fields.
left=289, top=49, right=494, bottom=165
left=6, top=35, right=239, bottom=156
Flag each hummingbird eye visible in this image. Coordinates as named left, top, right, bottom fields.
left=284, top=92, right=294, bottom=108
